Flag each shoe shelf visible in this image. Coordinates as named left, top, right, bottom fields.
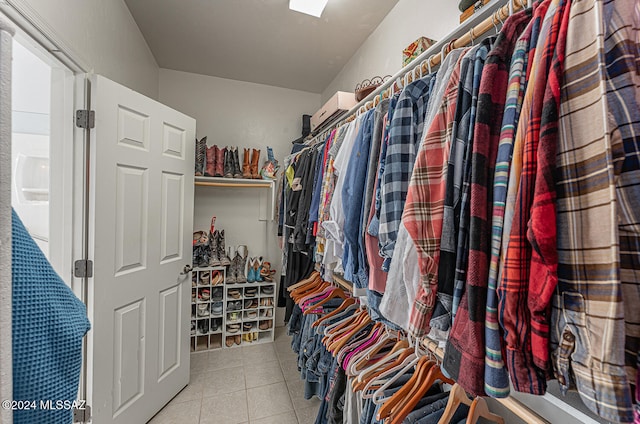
left=191, top=267, right=227, bottom=352
left=223, top=281, right=276, bottom=348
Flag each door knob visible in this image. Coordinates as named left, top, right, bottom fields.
left=180, top=264, right=193, bottom=275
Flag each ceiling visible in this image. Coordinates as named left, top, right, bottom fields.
left=124, top=0, right=399, bottom=93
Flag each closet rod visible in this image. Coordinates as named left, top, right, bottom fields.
left=194, top=181, right=272, bottom=188
left=310, top=0, right=525, bottom=138
left=422, top=339, right=550, bottom=424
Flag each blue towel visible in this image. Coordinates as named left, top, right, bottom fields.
left=12, top=209, right=90, bottom=424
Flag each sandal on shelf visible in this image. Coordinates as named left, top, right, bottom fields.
left=211, top=270, right=223, bottom=286
left=200, top=272, right=210, bottom=286
left=225, top=336, right=235, bottom=347
left=197, top=303, right=209, bottom=317
left=235, top=335, right=241, bottom=345
left=260, top=262, right=276, bottom=282
left=199, top=288, right=210, bottom=301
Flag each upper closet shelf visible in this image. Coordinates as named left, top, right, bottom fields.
left=194, top=176, right=275, bottom=188
left=194, top=177, right=276, bottom=221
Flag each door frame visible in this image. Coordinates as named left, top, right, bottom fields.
left=0, top=1, right=92, bottom=420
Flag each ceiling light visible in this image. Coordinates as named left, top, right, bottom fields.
left=289, top=0, right=329, bottom=18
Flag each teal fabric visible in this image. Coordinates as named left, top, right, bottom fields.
left=12, top=209, right=90, bottom=424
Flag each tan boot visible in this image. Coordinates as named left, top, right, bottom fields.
left=250, top=149, right=261, bottom=179
left=242, top=148, right=252, bottom=179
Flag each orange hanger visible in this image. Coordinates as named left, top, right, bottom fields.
left=293, top=281, right=330, bottom=304
left=288, top=271, right=320, bottom=292
left=437, top=383, right=473, bottom=424
left=465, top=397, right=504, bottom=424
left=376, top=357, right=434, bottom=420
left=322, top=309, right=365, bottom=345
left=291, top=277, right=326, bottom=301
left=325, top=310, right=369, bottom=350
left=303, top=287, right=347, bottom=315
left=312, top=298, right=356, bottom=328
left=390, top=363, right=455, bottom=424
left=328, top=312, right=373, bottom=353
left=354, top=345, right=413, bottom=392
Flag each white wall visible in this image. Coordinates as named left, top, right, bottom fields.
left=9, top=0, right=159, bottom=99
left=159, top=68, right=321, bottom=326
left=321, top=0, right=460, bottom=102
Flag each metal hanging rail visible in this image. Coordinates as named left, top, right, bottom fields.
left=309, top=0, right=527, bottom=140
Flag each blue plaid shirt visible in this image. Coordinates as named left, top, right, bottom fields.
left=378, top=75, right=435, bottom=270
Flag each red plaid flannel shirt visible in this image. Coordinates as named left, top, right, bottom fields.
left=500, top=0, right=569, bottom=394
left=404, top=53, right=465, bottom=338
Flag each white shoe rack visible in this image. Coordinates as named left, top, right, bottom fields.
left=191, top=266, right=275, bottom=352
left=191, top=266, right=226, bottom=352
left=224, top=280, right=276, bottom=348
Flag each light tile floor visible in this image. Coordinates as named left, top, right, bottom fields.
left=148, top=327, right=321, bottom=424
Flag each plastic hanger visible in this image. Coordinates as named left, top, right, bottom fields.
left=346, top=327, right=394, bottom=376
left=358, top=345, right=414, bottom=394
left=313, top=297, right=356, bottom=327
left=353, top=341, right=410, bottom=392
left=328, top=311, right=372, bottom=353
left=293, top=281, right=330, bottom=305
left=370, top=353, right=422, bottom=404
left=303, top=287, right=347, bottom=314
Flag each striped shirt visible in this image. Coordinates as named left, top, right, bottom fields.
left=483, top=1, right=546, bottom=398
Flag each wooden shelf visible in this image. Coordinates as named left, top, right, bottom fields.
left=194, top=176, right=276, bottom=221
left=195, top=176, right=274, bottom=188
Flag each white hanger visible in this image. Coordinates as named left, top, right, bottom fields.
left=508, top=0, right=514, bottom=16
left=347, top=329, right=396, bottom=377
left=354, top=343, right=408, bottom=386
left=370, top=354, right=421, bottom=403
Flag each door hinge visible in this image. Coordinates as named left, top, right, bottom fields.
left=76, top=109, right=95, bottom=129
left=74, top=259, right=93, bottom=278
left=73, top=404, right=91, bottom=422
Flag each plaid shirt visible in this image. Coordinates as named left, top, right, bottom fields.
left=430, top=47, right=475, bottom=335
left=443, top=10, right=532, bottom=397
left=496, top=0, right=559, bottom=395
left=404, top=53, right=465, bottom=338
left=550, top=0, right=638, bottom=422
left=378, top=77, right=435, bottom=270
left=483, top=2, right=546, bottom=398
left=602, top=0, right=640, bottom=393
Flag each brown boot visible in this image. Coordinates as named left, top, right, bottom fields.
left=242, top=148, right=252, bottom=179
left=250, top=149, right=261, bottom=179
left=214, top=145, right=224, bottom=177
left=205, top=145, right=215, bottom=177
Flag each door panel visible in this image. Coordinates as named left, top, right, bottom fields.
left=114, top=164, right=148, bottom=275
left=88, top=75, right=195, bottom=423
left=158, top=285, right=181, bottom=380
left=112, top=298, right=145, bottom=415
left=160, top=172, right=184, bottom=264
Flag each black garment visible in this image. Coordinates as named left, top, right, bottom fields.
left=327, top=366, right=347, bottom=424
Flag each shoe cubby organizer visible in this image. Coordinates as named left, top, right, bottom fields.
left=191, top=266, right=275, bottom=352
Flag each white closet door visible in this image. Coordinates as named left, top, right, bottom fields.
left=87, top=75, right=195, bottom=423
